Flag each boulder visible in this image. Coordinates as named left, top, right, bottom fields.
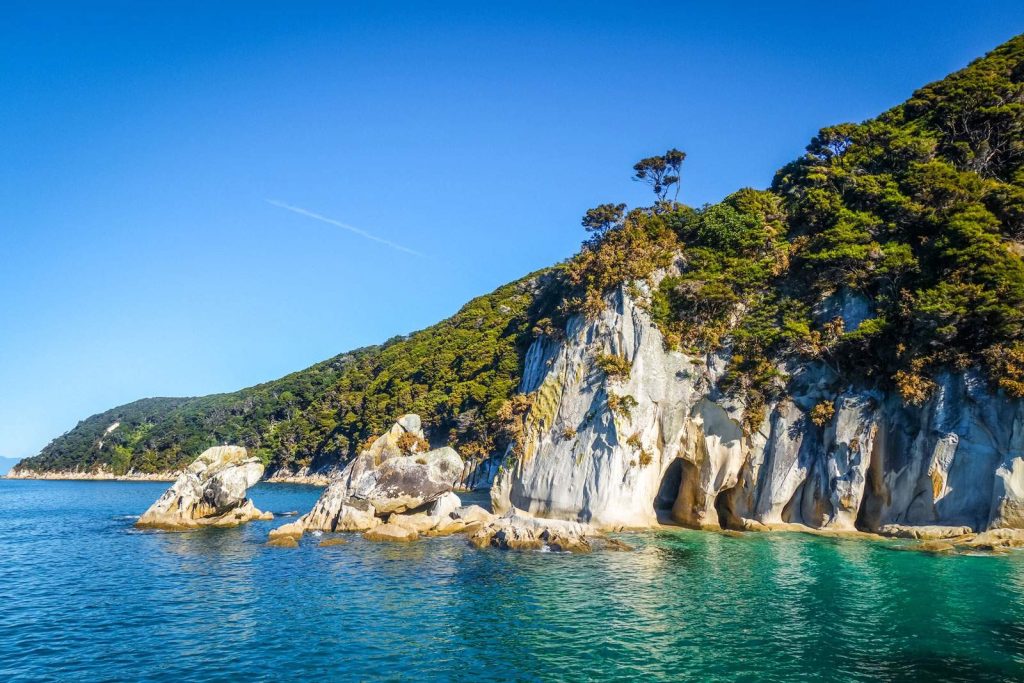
left=361, top=447, right=464, bottom=514
left=430, top=492, right=462, bottom=520
left=136, top=446, right=269, bottom=530
left=266, top=536, right=299, bottom=549
left=964, top=528, right=1024, bottom=550
left=389, top=493, right=464, bottom=534
left=424, top=519, right=469, bottom=537
left=363, top=523, right=419, bottom=542
left=302, top=494, right=380, bottom=532
left=335, top=503, right=381, bottom=531
left=365, top=414, right=427, bottom=464
left=268, top=519, right=305, bottom=540
left=388, top=512, right=441, bottom=534
left=302, top=417, right=464, bottom=530
left=296, top=415, right=465, bottom=535
left=469, top=509, right=596, bottom=553
left=453, top=504, right=494, bottom=525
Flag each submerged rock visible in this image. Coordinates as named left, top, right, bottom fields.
left=363, top=523, right=419, bottom=542
left=879, top=524, right=974, bottom=540
left=268, top=519, right=305, bottom=540
left=136, top=446, right=270, bottom=530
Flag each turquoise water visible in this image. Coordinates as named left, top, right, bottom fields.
left=2, top=481, right=1024, bottom=681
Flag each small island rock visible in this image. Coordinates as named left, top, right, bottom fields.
left=136, top=446, right=269, bottom=530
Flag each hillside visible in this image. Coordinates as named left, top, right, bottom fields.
left=16, top=273, right=557, bottom=475
left=17, top=35, right=1024, bottom=478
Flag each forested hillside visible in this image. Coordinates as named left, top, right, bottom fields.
left=18, top=273, right=554, bottom=474
left=17, top=35, right=1024, bottom=476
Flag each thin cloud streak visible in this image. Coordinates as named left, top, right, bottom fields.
left=266, top=199, right=423, bottom=257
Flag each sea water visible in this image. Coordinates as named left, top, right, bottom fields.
left=1, top=480, right=1023, bottom=681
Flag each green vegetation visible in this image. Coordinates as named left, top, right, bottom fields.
left=595, top=353, right=632, bottom=380
left=606, top=393, right=638, bottom=418
left=810, top=401, right=835, bottom=427
left=20, top=36, right=1024, bottom=473
left=564, top=35, right=1024, bottom=428
left=19, top=273, right=553, bottom=474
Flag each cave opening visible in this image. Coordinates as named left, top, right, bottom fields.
left=713, top=486, right=741, bottom=530
left=654, top=458, right=683, bottom=511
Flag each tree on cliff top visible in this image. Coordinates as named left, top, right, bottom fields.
left=633, top=148, right=686, bottom=204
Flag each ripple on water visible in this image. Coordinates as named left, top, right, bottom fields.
left=1, top=480, right=1023, bottom=681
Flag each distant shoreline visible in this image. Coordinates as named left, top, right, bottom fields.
left=4, top=470, right=329, bottom=486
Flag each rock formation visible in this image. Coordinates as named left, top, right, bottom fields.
left=136, top=446, right=271, bottom=530
left=493, top=286, right=1024, bottom=535
left=270, top=415, right=467, bottom=540
left=469, top=510, right=596, bottom=552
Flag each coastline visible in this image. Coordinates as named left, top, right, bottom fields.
left=5, top=469, right=179, bottom=482
left=5, top=469, right=329, bottom=485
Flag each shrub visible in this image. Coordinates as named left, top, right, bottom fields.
left=595, top=353, right=632, bottom=380
left=607, top=393, right=638, bottom=418
left=358, top=434, right=379, bottom=453
left=496, top=393, right=535, bottom=461
left=894, top=370, right=937, bottom=406
left=983, top=342, right=1024, bottom=398
left=396, top=432, right=430, bottom=454
left=810, top=401, right=835, bottom=427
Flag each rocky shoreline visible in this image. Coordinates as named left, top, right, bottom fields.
left=5, top=468, right=178, bottom=482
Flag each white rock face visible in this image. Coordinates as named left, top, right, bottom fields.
left=492, top=287, right=706, bottom=528
left=493, top=286, right=1024, bottom=533
left=136, top=446, right=269, bottom=529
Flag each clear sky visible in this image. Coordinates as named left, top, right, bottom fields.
left=2, top=2, right=1023, bottom=459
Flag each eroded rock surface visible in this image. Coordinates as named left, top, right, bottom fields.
left=492, top=285, right=1024, bottom=536
left=270, top=415, right=465, bottom=541
left=469, top=510, right=597, bottom=553
left=136, top=446, right=270, bottom=530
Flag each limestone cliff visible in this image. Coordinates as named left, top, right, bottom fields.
left=492, top=287, right=1024, bottom=533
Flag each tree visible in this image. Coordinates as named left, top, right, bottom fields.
left=807, top=123, right=859, bottom=160
left=633, top=148, right=686, bottom=203
left=581, top=203, right=626, bottom=236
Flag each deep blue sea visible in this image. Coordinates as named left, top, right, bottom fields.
left=2, top=480, right=1024, bottom=681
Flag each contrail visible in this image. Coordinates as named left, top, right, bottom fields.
left=266, top=199, right=423, bottom=257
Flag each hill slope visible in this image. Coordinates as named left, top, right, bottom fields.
left=17, top=35, right=1024, bottom=478
left=16, top=272, right=557, bottom=475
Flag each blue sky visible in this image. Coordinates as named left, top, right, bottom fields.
left=2, top=2, right=1023, bottom=459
